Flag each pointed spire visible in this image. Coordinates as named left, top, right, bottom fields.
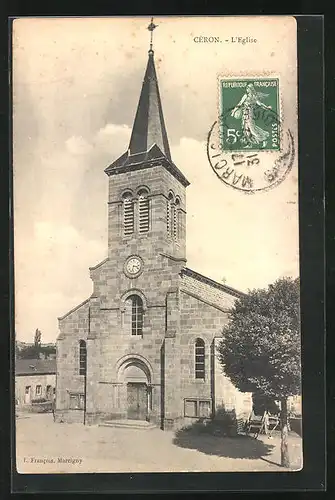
left=128, top=19, right=171, bottom=160
left=105, top=19, right=189, bottom=187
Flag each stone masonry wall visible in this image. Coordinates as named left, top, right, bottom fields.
left=55, top=300, right=89, bottom=422
left=178, top=290, right=251, bottom=425
left=107, top=165, right=186, bottom=262
left=83, top=164, right=188, bottom=424
left=178, top=291, right=228, bottom=416
left=56, top=162, right=188, bottom=425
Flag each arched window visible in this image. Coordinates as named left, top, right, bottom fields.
left=167, top=192, right=174, bottom=236
left=125, top=295, right=144, bottom=336
left=195, top=338, right=205, bottom=379
left=123, top=191, right=134, bottom=236
left=138, top=189, right=149, bottom=233
left=174, top=198, right=180, bottom=239
left=79, top=340, right=87, bottom=375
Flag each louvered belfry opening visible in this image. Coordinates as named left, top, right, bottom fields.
left=123, top=192, right=135, bottom=236
left=167, top=192, right=173, bottom=236
left=138, top=189, right=150, bottom=233
left=174, top=198, right=180, bottom=240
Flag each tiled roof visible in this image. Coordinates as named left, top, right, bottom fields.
left=180, top=267, right=244, bottom=311
left=15, top=359, right=56, bottom=376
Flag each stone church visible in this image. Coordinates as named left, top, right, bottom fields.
left=55, top=42, right=252, bottom=429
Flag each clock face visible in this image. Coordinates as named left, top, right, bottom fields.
left=125, top=257, right=142, bottom=276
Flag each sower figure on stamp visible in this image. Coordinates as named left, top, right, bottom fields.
left=231, top=83, right=272, bottom=148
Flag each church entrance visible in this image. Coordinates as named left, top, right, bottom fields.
left=127, top=382, right=148, bottom=420
left=117, top=358, right=151, bottom=421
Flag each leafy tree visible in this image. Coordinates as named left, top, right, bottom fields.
left=19, top=344, right=55, bottom=359
left=19, top=344, right=40, bottom=359
left=217, top=277, right=301, bottom=467
left=252, top=389, right=280, bottom=416
left=18, top=329, right=56, bottom=360
left=34, top=328, right=42, bottom=347
left=40, top=345, right=56, bottom=358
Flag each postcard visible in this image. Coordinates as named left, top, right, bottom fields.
left=13, top=16, right=301, bottom=474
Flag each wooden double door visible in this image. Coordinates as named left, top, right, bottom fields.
left=127, top=382, right=148, bottom=420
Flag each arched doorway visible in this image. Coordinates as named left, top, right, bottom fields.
left=125, top=365, right=148, bottom=420
left=117, top=358, right=152, bottom=421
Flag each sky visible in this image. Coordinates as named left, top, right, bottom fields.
left=13, top=17, right=299, bottom=342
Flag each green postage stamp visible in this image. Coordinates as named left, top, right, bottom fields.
left=219, top=78, right=280, bottom=152
left=208, top=76, right=295, bottom=193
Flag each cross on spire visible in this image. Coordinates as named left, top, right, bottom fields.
left=147, top=17, right=157, bottom=54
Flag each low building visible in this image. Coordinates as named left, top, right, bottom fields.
left=15, top=359, right=56, bottom=408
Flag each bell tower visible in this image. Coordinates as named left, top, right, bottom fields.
left=104, top=19, right=190, bottom=267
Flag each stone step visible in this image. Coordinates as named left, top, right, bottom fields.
left=99, top=419, right=157, bottom=430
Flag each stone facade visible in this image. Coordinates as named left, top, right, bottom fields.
left=55, top=47, right=252, bottom=429
left=55, top=168, right=252, bottom=429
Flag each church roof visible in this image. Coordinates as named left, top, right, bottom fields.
left=104, top=50, right=190, bottom=188
left=180, top=267, right=245, bottom=311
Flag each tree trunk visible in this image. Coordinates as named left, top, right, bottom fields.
left=280, top=397, right=290, bottom=467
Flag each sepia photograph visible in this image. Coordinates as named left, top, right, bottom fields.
left=13, top=16, right=302, bottom=474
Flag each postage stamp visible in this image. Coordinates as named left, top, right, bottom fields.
left=219, top=78, right=280, bottom=152
left=207, top=76, right=294, bottom=194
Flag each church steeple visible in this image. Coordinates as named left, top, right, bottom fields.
left=128, top=47, right=171, bottom=160
left=128, top=18, right=171, bottom=160
left=105, top=18, right=189, bottom=188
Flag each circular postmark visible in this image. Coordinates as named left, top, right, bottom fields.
left=207, top=106, right=295, bottom=194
